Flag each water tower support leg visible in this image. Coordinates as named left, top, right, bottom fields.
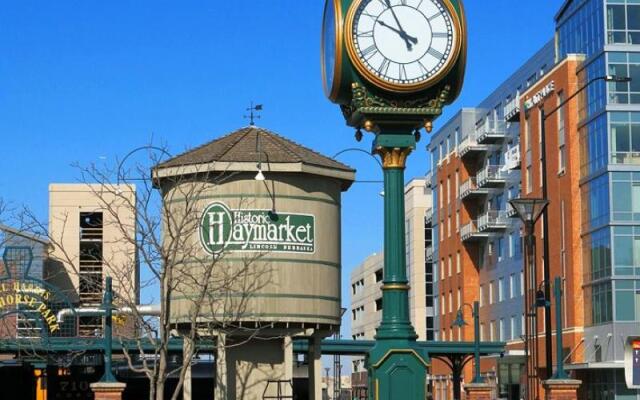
left=215, top=332, right=228, bottom=400
left=308, top=335, right=323, bottom=400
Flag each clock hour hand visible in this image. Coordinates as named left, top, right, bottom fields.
left=377, top=20, right=418, bottom=50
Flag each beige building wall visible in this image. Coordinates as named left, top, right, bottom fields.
left=405, top=178, right=431, bottom=341
left=349, top=251, right=383, bottom=372
left=48, top=184, right=138, bottom=309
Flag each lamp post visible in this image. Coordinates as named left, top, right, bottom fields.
left=537, top=74, right=630, bottom=380
left=451, top=301, right=482, bottom=400
left=509, top=198, right=548, bottom=400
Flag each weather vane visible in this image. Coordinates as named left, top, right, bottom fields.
left=244, top=102, right=263, bottom=126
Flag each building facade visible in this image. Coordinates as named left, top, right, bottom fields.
left=427, top=0, right=640, bottom=398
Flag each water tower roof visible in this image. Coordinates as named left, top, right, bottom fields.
left=154, top=126, right=356, bottom=188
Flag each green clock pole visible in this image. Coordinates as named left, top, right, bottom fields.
left=367, top=132, right=429, bottom=400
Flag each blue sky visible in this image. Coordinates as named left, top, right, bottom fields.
left=0, top=1, right=564, bottom=338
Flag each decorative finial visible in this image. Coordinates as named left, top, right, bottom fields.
left=244, top=102, right=263, bottom=126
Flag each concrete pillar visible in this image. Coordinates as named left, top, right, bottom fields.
left=183, top=336, right=194, bottom=400
left=308, top=336, right=323, bottom=400
left=33, top=369, right=47, bottom=400
left=463, top=382, right=493, bottom=400
left=215, top=332, right=228, bottom=400
left=542, top=379, right=581, bottom=400
left=90, top=382, right=126, bottom=400
left=283, top=336, right=293, bottom=397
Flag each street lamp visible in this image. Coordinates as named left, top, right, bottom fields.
left=451, top=301, right=482, bottom=385
left=509, top=197, right=548, bottom=400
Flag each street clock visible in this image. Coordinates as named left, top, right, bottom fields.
left=322, top=0, right=466, bottom=132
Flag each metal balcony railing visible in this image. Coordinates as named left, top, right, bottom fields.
left=459, top=177, right=478, bottom=199
left=426, top=246, right=434, bottom=262
left=477, top=210, right=510, bottom=231
left=477, top=165, right=509, bottom=187
left=460, top=220, right=479, bottom=241
left=425, top=207, right=434, bottom=224
left=458, top=133, right=500, bottom=158
left=475, top=120, right=509, bottom=144
left=505, top=145, right=521, bottom=170
left=504, top=92, right=521, bottom=122
left=425, top=170, right=434, bottom=188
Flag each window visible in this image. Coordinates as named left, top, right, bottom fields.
left=455, top=170, right=460, bottom=199
left=581, top=174, right=610, bottom=230
left=510, top=274, right=516, bottom=299
left=489, top=320, right=495, bottom=341
left=589, top=281, right=613, bottom=325
left=448, top=291, right=452, bottom=313
left=610, top=112, right=640, bottom=165
left=479, top=284, right=484, bottom=307
left=441, top=294, right=446, bottom=315
left=456, top=251, right=461, bottom=274
left=375, top=297, right=383, bottom=311
left=613, top=225, right=640, bottom=276
left=457, top=288, right=461, bottom=312
left=480, top=323, right=485, bottom=341
left=489, top=281, right=495, bottom=304
left=499, top=277, right=505, bottom=302
left=614, top=280, right=640, bottom=321
left=526, top=166, right=533, bottom=194
left=607, top=2, right=640, bottom=44
left=520, top=271, right=525, bottom=296
left=440, top=259, right=445, bottom=280
left=448, top=255, right=452, bottom=277
left=499, top=318, right=505, bottom=341
left=557, top=91, right=566, bottom=173
left=608, top=52, right=640, bottom=104
left=375, top=268, right=383, bottom=282
left=612, top=172, right=640, bottom=222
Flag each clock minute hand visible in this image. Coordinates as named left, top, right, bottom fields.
left=384, top=0, right=418, bottom=44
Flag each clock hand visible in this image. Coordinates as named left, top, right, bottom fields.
left=377, top=20, right=418, bottom=49
left=383, top=0, right=418, bottom=45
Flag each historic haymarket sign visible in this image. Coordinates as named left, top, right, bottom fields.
left=200, top=202, right=315, bottom=255
left=0, top=280, right=60, bottom=333
left=524, top=80, right=555, bottom=110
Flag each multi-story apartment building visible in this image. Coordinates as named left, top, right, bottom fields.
left=427, top=1, right=640, bottom=399
left=427, top=41, right=554, bottom=400
left=350, top=178, right=434, bottom=388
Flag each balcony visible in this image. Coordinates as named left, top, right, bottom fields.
left=475, top=120, right=510, bottom=144
left=477, top=210, right=511, bottom=231
left=477, top=165, right=509, bottom=188
left=504, top=145, right=521, bottom=170
left=458, top=134, right=500, bottom=159
left=503, top=92, right=521, bottom=122
left=459, top=177, right=499, bottom=200
left=426, top=246, right=434, bottom=262
left=506, top=203, right=518, bottom=218
left=425, top=207, right=434, bottom=224
left=425, top=170, right=434, bottom=188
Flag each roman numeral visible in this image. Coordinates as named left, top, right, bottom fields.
left=399, top=64, right=407, bottom=80
left=428, top=13, right=441, bottom=21
left=399, top=0, right=408, bottom=5
left=427, top=47, right=444, bottom=60
left=361, top=45, right=378, bottom=60
left=376, top=0, right=389, bottom=8
left=358, top=30, right=374, bottom=38
left=417, top=61, right=430, bottom=75
left=432, top=32, right=449, bottom=38
left=361, top=11, right=377, bottom=19
left=378, top=58, right=391, bottom=76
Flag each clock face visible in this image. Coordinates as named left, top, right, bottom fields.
left=347, top=0, right=460, bottom=91
left=321, top=0, right=343, bottom=100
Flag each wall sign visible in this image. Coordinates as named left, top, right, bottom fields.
left=524, top=81, right=555, bottom=111
left=0, top=281, right=60, bottom=333
left=625, top=336, right=640, bottom=389
left=200, top=202, right=315, bottom=255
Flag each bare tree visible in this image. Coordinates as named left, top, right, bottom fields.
left=16, top=146, right=273, bottom=400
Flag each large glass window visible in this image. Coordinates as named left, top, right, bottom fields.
left=608, top=52, right=640, bottom=104
left=557, top=0, right=604, bottom=59
left=581, top=174, right=610, bottom=230
left=610, top=111, right=640, bottom=165
left=580, top=114, right=608, bottom=177
left=611, top=172, right=640, bottom=221
left=588, top=281, right=613, bottom=325
left=579, top=55, right=607, bottom=121
left=614, top=279, right=640, bottom=321
left=584, top=228, right=612, bottom=282
left=612, top=225, right=640, bottom=276
left=606, top=0, right=640, bottom=44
